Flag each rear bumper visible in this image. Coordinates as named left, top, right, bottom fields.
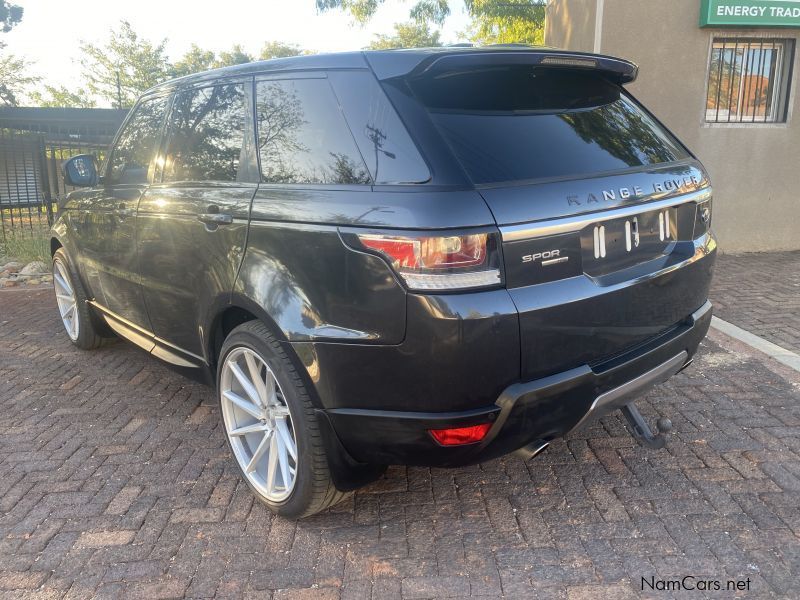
left=322, top=300, right=712, bottom=467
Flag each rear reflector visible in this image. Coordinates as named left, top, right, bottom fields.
left=429, top=423, right=492, bottom=446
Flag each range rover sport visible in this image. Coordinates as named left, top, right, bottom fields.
left=52, top=47, right=716, bottom=518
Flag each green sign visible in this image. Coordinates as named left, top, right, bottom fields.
left=700, top=0, right=800, bottom=27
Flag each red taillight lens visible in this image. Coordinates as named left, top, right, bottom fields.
left=359, top=234, right=487, bottom=270
left=356, top=233, right=500, bottom=290
left=429, top=423, right=492, bottom=446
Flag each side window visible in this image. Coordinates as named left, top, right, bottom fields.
left=329, top=70, right=430, bottom=184
left=255, top=78, right=371, bottom=185
left=163, top=84, right=247, bottom=182
left=107, top=95, right=169, bottom=185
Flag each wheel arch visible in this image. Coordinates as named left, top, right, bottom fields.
left=210, top=298, right=383, bottom=494
left=208, top=294, right=294, bottom=373
left=208, top=294, right=327, bottom=412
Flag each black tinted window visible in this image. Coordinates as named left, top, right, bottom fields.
left=163, top=84, right=246, bottom=182
left=108, top=95, right=168, bottom=185
left=256, top=78, right=370, bottom=185
left=329, top=71, right=429, bottom=184
left=410, top=67, right=688, bottom=185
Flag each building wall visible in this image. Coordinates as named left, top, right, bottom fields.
left=545, top=0, right=597, bottom=52
left=546, top=0, right=800, bottom=252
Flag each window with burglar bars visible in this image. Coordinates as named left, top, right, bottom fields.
left=705, top=38, right=795, bottom=124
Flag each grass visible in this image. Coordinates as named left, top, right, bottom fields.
left=0, top=230, right=51, bottom=266
left=1, top=206, right=53, bottom=266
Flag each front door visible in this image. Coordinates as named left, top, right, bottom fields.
left=87, top=94, right=170, bottom=329
left=138, top=81, right=256, bottom=362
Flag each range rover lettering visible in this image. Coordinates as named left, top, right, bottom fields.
left=52, top=47, right=716, bottom=518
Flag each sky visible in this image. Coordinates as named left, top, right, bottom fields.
left=5, top=0, right=472, bottom=104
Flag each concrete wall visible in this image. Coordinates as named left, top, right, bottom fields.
left=546, top=0, right=800, bottom=252
left=545, top=0, right=597, bottom=52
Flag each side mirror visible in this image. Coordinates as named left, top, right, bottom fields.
left=63, top=154, right=99, bottom=187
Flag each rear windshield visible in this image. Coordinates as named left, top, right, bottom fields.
left=408, top=66, right=689, bottom=185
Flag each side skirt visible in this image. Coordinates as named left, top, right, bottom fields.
left=87, top=300, right=208, bottom=371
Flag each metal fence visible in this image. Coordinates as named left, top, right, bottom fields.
left=0, top=107, right=125, bottom=245
left=0, top=128, right=107, bottom=243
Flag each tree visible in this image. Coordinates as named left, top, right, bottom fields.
left=462, top=0, right=545, bottom=45
left=215, top=44, right=253, bottom=68
left=316, top=0, right=546, bottom=46
left=0, top=53, right=38, bottom=106
left=172, top=44, right=216, bottom=78
left=259, top=41, right=305, bottom=60
left=172, top=42, right=308, bottom=80
left=369, top=21, right=441, bottom=49
left=28, top=84, right=96, bottom=108
left=0, top=0, right=22, bottom=36
left=79, top=20, right=172, bottom=108
left=0, top=0, right=33, bottom=106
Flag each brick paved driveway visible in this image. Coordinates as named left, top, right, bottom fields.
left=1, top=288, right=799, bottom=599
left=711, top=251, right=800, bottom=355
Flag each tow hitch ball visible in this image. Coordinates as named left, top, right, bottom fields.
left=621, top=403, right=672, bottom=449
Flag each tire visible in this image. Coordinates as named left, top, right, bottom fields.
left=52, top=248, right=110, bottom=350
left=217, top=320, right=348, bottom=518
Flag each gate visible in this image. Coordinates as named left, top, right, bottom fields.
left=0, top=107, right=125, bottom=249
left=0, top=129, right=53, bottom=242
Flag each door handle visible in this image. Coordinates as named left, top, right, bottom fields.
left=198, top=213, right=233, bottom=225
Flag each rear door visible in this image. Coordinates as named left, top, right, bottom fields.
left=138, top=80, right=256, bottom=363
left=406, top=63, right=715, bottom=379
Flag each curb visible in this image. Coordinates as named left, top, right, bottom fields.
left=710, top=316, right=800, bottom=373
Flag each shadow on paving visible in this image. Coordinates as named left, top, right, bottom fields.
left=0, top=289, right=799, bottom=599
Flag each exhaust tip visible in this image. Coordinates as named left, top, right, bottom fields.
left=513, top=440, right=549, bottom=461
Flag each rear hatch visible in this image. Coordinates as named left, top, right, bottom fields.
left=406, top=52, right=715, bottom=379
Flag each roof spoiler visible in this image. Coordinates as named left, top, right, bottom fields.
left=366, top=49, right=638, bottom=85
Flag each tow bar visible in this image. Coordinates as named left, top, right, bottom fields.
left=621, top=402, right=672, bottom=449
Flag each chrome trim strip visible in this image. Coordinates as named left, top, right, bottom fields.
left=500, top=188, right=712, bottom=242
left=88, top=300, right=153, bottom=337
left=570, top=351, right=689, bottom=433
left=541, top=256, right=569, bottom=266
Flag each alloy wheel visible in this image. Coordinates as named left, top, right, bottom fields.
left=53, top=259, right=79, bottom=341
left=220, top=347, right=298, bottom=502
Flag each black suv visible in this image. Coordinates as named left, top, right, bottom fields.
left=53, top=47, right=716, bottom=518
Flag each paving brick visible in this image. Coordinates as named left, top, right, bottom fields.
left=710, top=250, right=800, bottom=354
left=75, top=530, right=136, bottom=549
left=0, top=570, right=48, bottom=590
left=401, top=575, right=470, bottom=599
left=1, top=266, right=799, bottom=597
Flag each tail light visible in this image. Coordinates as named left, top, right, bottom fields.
left=356, top=232, right=501, bottom=291
left=429, top=423, right=492, bottom=446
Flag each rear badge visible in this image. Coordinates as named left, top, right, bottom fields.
left=522, top=250, right=568, bottom=266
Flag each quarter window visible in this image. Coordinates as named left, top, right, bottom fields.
left=328, top=71, right=430, bottom=184
left=163, top=84, right=247, bottom=182
left=107, top=95, right=169, bottom=185
left=705, top=38, right=795, bottom=124
left=255, top=78, right=371, bottom=185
